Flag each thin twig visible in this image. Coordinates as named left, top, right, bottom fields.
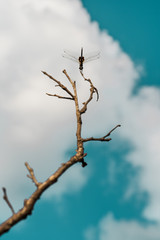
left=42, top=71, right=74, bottom=99
left=82, top=124, right=121, bottom=143
left=80, top=71, right=99, bottom=101
left=25, top=162, right=40, bottom=188
left=80, top=72, right=99, bottom=114
left=2, top=188, right=15, bottom=215
left=82, top=137, right=112, bottom=142
left=46, top=93, right=74, bottom=100
left=63, top=69, right=74, bottom=86
left=103, top=124, right=121, bottom=138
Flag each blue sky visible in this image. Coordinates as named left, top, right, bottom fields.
left=82, top=0, right=160, bottom=87
left=0, top=0, right=160, bottom=239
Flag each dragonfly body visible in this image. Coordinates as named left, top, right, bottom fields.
left=78, top=48, right=85, bottom=70
left=63, top=47, right=100, bottom=71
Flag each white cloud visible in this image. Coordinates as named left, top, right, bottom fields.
left=84, top=213, right=160, bottom=240
left=119, top=87, right=160, bottom=221
left=0, top=0, right=160, bottom=225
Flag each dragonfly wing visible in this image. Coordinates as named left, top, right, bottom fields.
left=63, top=49, right=79, bottom=62
left=85, top=51, right=100, bottom=63
left=62, top=54, right=79, bottom=63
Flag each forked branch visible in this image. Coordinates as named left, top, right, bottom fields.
left=82, top=124, right=121, bottom=143
left=25, top=162, right=40, bottom=187
left=42, top=71, right=74, bottom=99
left=0, top=69, right=120, bottom=236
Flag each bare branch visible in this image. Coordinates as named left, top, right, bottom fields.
left=42, top=71, right=75, bottom=99
left=82, top=136, right=112, bottom=143
left=25, top=162, right=40, bottom=188
left=62, top=70, right=83, bottom=150
left=63, top=69, right=75, bottom=86
left=0, top=153, right=85, bottom=236
left=82, top=125, right=121, bottom=143
left=103, top=124, right=121, bottom=138
left=80, top=71, right=99, bottom=101
left=2, top=188, right=15, bottom=215
left=46, top=93, right=74, bottom=100
left=0, top=68, right=121, bottom=236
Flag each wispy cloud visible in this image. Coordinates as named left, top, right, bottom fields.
left=84, top=213, right=160, bottom=240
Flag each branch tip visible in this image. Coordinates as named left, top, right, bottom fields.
left=82, top=124, right=120, bottom=143
left=104, top=124, right=121, bottom=138
left=46, top=93, right=74, bottom=100
left=42, top=70, right=74, bottom=99
left=25, top=162, right=40, bottom=187
left=2, top=187, right=15, bottom=215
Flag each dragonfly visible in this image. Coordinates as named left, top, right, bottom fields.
left=62, top=47, right=100, bottom=71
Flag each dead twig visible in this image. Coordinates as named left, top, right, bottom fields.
left=42, top=71, right=74, bottom=99
left=46, top=93, right=74, bottom=100
left=103, top=124, right=121, bottom=138
left=25, top=162, right=40, bottom=187
left=80, top=72, right=99, bottom=115
left=63, top=69, right=75, bottom=86
left=80, top=71, right=99, bottom=101
left=82, top=125, right=121, bottom=143
left=2, top=188, right=15, bottom=215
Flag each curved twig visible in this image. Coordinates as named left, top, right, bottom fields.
left=80, top=72, right=99, bottom=114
